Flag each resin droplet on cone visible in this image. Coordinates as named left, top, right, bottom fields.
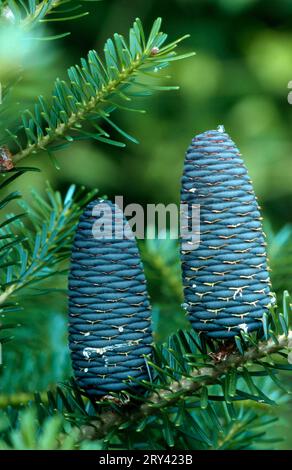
left=180, top=127, right=272, bottom=339
left=68, top=199, right=152, bottom=396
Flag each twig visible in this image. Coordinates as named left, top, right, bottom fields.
left=87, top=332, right=292, bottom=439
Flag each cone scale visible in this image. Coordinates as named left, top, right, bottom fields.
left=68, top=199, right=152, bottom=397
left=180, top=127, right=272, bottom=339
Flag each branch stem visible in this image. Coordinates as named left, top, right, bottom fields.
left=89, top=332, right=292, bottom=439
left=12, top=60, right=141, bottom=164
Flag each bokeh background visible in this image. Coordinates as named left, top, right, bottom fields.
left=1, top=0, right=292, bottom=449
left=14, top=0, right=292, bottom=227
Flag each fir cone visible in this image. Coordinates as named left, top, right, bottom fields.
left=180, top=126, right=272, bottom=339
left=68, top=199, right=152, bottom=397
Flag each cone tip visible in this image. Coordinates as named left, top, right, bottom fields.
left=217, top=124, right=225, bottom=133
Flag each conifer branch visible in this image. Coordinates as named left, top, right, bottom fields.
left=4, top=18, right=194, bottom=166
left=0, top=184, right=96, bottom=310
left=1, top=319, right=291, bottom=448
left=86, top=330, right=292, bottom=439
left=0, top=0, right=91, bottom=35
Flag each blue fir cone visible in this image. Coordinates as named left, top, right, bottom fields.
left=180, top=126, right=273, bottom=339
left=68, top=199, right=152, bottom=397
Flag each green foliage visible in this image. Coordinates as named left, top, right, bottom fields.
left=4, top=17, right=194, bottom=165
left=0, top=178, right=96, bottom=339
left=10, top=183, right=96, bottom=289
left=0, top=310, right=71, bottom=395
left=1, top=294, right=291, bottom=450
left=141, top=236, right=183, bottom=304
left=140, top=236, right=188, bottom=341
left=0, top=0, right=93, bottom=39
left=266, top=224, right=292, bottom=296
left=3, top=394, right=281, bottom=450
left=0, top=407, right=102, bottom=449
left=0, top=167, right=38, bottom=340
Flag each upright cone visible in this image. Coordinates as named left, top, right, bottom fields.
left=180, top=127, right=272, bottom=339
left=68, top=199, right=152, bottom=397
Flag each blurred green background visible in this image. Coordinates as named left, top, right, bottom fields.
left=1, top=0, right=292, bottom=449
left=13, top=0, right=292, bottom=227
